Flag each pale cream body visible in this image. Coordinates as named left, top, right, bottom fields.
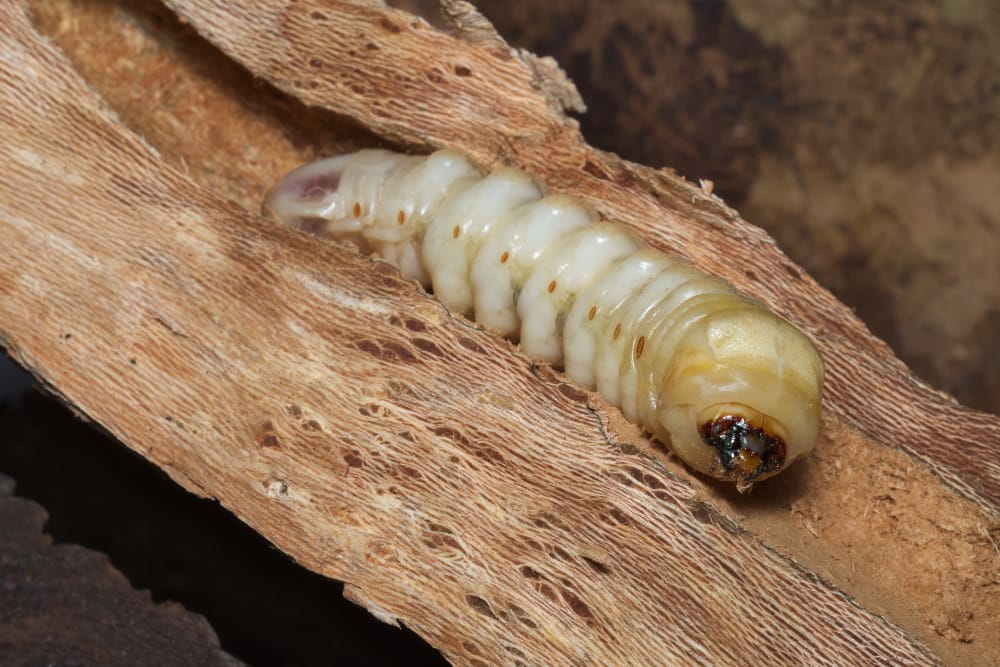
left=266, top=149, right=824, bottom=485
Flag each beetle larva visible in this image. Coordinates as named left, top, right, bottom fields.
left=265, top=149, right=824, bottom=488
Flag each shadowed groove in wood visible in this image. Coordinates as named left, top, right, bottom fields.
left=0, top=2, right=944, bottom=665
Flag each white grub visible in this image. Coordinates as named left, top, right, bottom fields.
left=265, top=149, right=824, bottom=488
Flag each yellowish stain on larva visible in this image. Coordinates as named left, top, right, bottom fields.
left=635, top=335, right=645, bottom=359
left=613, top=323, right=621, bottom=340
left=500, top=250, right=509, bottom=264
left=397, top=210, right=405, bottom=224
left=547, top=280, right=557, bottom=293
left=353, top=202, right=362, bottom=218
left=452, top=225, right=460, bottom=239
left=587, top=306, right=596, bottom=320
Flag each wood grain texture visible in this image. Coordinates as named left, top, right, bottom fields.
left=2, top=1, right=997, bottom=664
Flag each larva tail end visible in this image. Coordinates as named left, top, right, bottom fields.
left=263, top=155, right=353, bottom=233
left=698, top=414, right=787, bottom=491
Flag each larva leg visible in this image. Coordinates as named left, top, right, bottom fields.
left=266, top=149, right=824, bottom=489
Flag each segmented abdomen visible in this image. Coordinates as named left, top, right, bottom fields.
left=266, top=149, right=824, bottom=488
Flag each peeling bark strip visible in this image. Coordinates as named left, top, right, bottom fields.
left=164, top=0, right=1000, bottom=512
left=0, top=2, right=942, bottom=665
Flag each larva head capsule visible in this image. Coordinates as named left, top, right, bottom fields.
left=656, top=308, right=824, bottom=490
left=696, top=408, right=788, bottom=484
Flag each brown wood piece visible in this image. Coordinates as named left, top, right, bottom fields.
left=2, top=1, right=996, bottom=665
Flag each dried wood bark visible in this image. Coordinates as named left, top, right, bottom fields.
left=1, top=1, right=997, bottom=665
